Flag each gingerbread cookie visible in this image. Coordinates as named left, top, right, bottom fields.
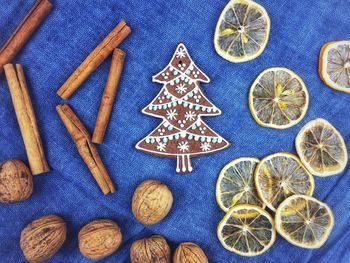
left=136, top=44, right=229, bottom=173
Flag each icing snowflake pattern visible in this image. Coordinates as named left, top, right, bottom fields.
left=157, top=142, right=167, bottom=152
left=175, top=84, right=187, bottom=94
left=178, top=141, right=189, bottom=152
left=185, top=111, right=196, bottom=121
left=200, top=142, right=211, bottom=152
left=175, top=47, right=187, bottom=58
left=166, top=109, right=178, bottom=120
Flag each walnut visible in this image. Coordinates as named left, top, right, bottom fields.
left=132, top=180, right=173, bottom=225
left=78, top=219, right=122, bottom=260
left=173, top=242, right=209, bottom=263
left=0, top=160, right=33, bottom=204
left=20, top=215, right=67, bottom=263
left=130, top=235, right=171, bottom=263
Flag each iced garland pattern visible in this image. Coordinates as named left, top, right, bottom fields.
left=136, top=44, right=229, bottom=173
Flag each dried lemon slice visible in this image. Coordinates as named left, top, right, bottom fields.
left=275, top=195, right=334, bottom=249
left=255, top=153, right=314, bottom=211
left=295, top=118, right=348, bottom=177
left=319, top=41, right=350, bottom=94
left=216, top=157, right=265, bottom=212
left=217, top=204, right=276, bottom=256
left=214, top=0, right=270, bottom=63
left=249, top=68, right=309, bottom=129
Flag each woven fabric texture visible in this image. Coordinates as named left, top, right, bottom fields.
left=0, top=0, right=349, bottom=262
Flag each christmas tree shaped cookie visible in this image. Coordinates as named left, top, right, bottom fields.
left=136, top=44, right=229, bottom=173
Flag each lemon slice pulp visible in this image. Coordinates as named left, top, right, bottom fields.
left=217, top=204, right=276, bottom=256
left=319, top=41, right=350, bottom=93
left=254, top=152, right=314, bottom=211
left=295, top=118, right=348, bottom=177
left=249, top=68, right=309, bottom=129
left=216, top=157, right=265, bottom=212
left=275, top=195, right=334, bottom=249
left=214, top=0, right=270, bottom=63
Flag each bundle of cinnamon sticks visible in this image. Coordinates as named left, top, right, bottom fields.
left=55, top=21, right=130, bottom=195
left=1, top=0, right=131, bottom=195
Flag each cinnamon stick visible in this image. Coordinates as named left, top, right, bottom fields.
left=92, top=49, right=126, bottom=144
left=56, top=21, right=131, bottom=100
left=56, top=104, right=116, bottom=195
left=0, top=0, right=53, bottom=74
left=4, top=64, right=49, bottom=175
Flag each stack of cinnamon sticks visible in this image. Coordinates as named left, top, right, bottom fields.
left=1, top=0, right=53, bottom=176
left=1, top=0, right=131, bottom=195
left=55, top=21, right=131, bottom=195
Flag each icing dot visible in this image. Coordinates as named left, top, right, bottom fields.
left=146, top=138, right=150, bottom=143
left=218, top=138, right=223, bottom=143
left=194, top=136, right=200, bottom=141
left=175, top=134, right=180, bottom=139
left=195, top=105, right=200, bottom=110
left=200, top=137, right=206, bottom=142
left=188, top=134, right=193, bottom=140
left=163, top=138, right=168, bottom=142
left=180, top=131, right=186, bottom=137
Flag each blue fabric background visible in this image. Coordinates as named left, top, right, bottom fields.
left=0, top=0, right=349, bottom=262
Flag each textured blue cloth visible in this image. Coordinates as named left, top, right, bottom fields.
left=0, top=0, right=349, bottom=262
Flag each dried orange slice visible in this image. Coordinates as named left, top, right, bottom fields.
left=216, top=157, right=265, bottom=212
left=249, top=68, right=309, bottom=129
left=217, top=204, right=276, bottom=256
left=255, top=153, right=314, bottom=211
left=295, top=118, right=348, bottom=176
left=319, top=41, right=350, bottom=93
left=214, top=0, right=270, bottom=63
left=275, top=195, right=334, bottom=249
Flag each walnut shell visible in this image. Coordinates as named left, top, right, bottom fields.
left=173, top=242, right=209, bottom=263
left=132, top=180, right=173, bottom=225
left=20, top=215, right=67, bottom=263
left=130, top=235, right=171, bottom=263
left=78, top=219, right=122, bottom=260
left=0, top=160, right=33, bottom=203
